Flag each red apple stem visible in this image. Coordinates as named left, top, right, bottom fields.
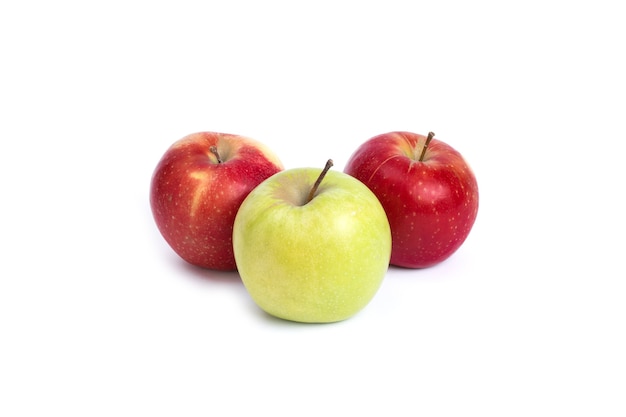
left=210, top=146, right=223, bottom=163
left=306, top=159, right=334, bottom=204
left=418, top=132, right=436, bottom=162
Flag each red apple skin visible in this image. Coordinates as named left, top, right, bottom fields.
left=150, top=132, right=283, bottom=270
left=344, top=131, right=478, bottom=268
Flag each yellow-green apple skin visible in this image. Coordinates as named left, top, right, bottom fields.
left=233, top=167, right=392, bottom=323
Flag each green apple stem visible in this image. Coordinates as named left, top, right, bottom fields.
left=418, top=132, right=436, bottom=162
left=306, top=159, right=334, bottom=204
left=210, top=146, right=223, bottom=164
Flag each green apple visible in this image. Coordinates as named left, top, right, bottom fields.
left=233, top=160, right=392, bottom=323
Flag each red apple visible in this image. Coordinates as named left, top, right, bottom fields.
left=150, top=132, right=283, bottom=270
left=344, top=131, right=478, bottom=268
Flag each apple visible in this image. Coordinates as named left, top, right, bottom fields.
left=150, top=131, right=283, bottom=270
left=344, top=131, right=478, bottom=268
left=232, top=160, right=392, bottom=323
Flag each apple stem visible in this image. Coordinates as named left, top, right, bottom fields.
left=210, top=146, right=223, bottom=164
left=418, top=132, right=435, bottom=162
left=306, top=159, right=334, bottom=204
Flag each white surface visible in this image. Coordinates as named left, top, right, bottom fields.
left=1, top=1, right=625, bottom=416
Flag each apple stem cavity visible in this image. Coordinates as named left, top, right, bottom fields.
left=210, top=146, right=223, bottom=164
left=418, top=132, right=436, bottom=162
left=306, top=159, right=334, bottom=204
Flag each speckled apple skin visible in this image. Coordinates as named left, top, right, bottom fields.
left=150, top=132, right=283, bottom=270
left=344, top=131, right=478, bottom=269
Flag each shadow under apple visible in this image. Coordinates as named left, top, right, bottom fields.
left=175, top=257, right=244, bottom=286
left=171, top=257, right=350, bottom=326
left=250, top=307, right=347, bottom=327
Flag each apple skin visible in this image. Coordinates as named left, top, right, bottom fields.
left=150, top=132, right=283, bottom=270
left=344, top=131, right=478, bottom=268
left=232, top=167, right=392, bottom=323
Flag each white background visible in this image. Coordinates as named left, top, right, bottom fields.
left=1, top=1, right=625, bottom=415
